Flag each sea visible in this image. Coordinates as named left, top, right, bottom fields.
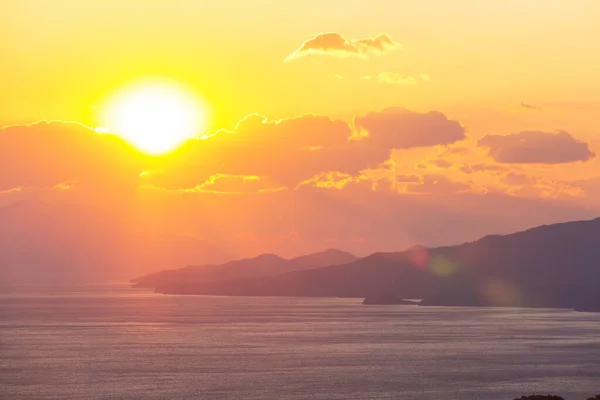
left=0, top=283, right=598, bottom=400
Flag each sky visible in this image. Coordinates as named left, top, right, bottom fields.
left=2, top=0, right=600, bottom=281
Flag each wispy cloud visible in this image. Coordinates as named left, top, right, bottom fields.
left=362, top=72, right=431, bottom=85
left=285, top=32, right=400, bottom=61
left=520, top=102, right=541, bottom=111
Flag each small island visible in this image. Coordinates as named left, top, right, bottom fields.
left=418, top=289, right=493, bottom=307
left=574, top=305, right=600, bottom=313
left=362, top=293, right=421, bottom=305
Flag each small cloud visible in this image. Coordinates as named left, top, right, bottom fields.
left=439, top=146, right=471, bottom=157
left=297, top=171, right=361, bottom=190
left=184, top=174, right=282, bottom=194
left=521, top=102, right=540, bottom=111
left=362, top=72, right=431, bottom=85
left=285, top=32, right=400, bottom=61
left=395, top=174, right=421, bottom=183
left=53, top=182, right=74, bottom=191
left=432, top=159, right=452, bottom=168
left=478, top=130, right=595, bottom=164
left=459, top=163, right=508, bottom=175
left=501, top=172, right=533, bottom=187
left=499, top=172, right=584, bottom=198
left=377, top=72, right=417, bottom=85
left=354, top=107, right=465, bottom=150
left=377, top=160, right=396, bottom=171
left=413, top=158, right=453, bottom=171
left=399, top=174, right=472, bottom=195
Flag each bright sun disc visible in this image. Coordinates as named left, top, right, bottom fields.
left=102, top=82, right=207, bottom=154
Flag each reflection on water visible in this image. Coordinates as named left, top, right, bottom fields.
left=1, top=284, right=599, bottom=400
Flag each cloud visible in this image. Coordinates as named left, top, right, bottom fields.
left=285, top=32, right=400, bottom=61
left=377, top=160, right=395, bottom=171
left=9, top=115, right=589, bottom=205
left=499, top=172, right=584, bottom=198
left=521, top=102, right=540, bottom=111
left=432, top=159, right=453, bottom=168
left=501, top=172, right=533, bottom=187
left=439, top=146, right=471, bottom=157
left=354, top=107, right=465, bottom=150
left=398, top=174, right=472, bottom=195
left=459, top=163, right=509, bottom=175
left=0, top=121, right=143, bottom=191
left=150, top=108, right=463, bottom=190
left=148, top=114, right=368, bottom=189
left=365, top=72, right=431, bottom=85
left=478, top=130, right=595, bottom=164
left=572, top=176, right=600, bottom=201
left=395, top=174, right=421, bottom=183
left=1, top=109, right=466, bottom=196
left=376, top=72, right=417, bottom=85
left=297, top=171, right=361, bottom=190
left=413, top=158, right=454, bottom=170
left=181, top=174, right=285, bottom=194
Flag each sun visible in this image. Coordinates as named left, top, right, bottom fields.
left=100, top=81, right=207, bottom=154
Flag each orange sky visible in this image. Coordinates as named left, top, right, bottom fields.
left=1, top=0, right=600, bottom=281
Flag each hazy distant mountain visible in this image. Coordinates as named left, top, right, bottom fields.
left=132, top=249, right=357, bottom=289
left=154, top=218, right=600, bottom=311
left=0, top=201, right=235, bottom=283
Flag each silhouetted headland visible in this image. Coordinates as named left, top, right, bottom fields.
left=512, top=396, right=600, bottom=400
left=137, top=218, right=600, bottom=312
left=513, top=396, right=566, bottom=400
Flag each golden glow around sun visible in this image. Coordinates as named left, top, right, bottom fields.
left=101, top=81, right=207, bottom=154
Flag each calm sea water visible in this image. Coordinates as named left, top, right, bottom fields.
left=0, top=284, right=599, bottom=400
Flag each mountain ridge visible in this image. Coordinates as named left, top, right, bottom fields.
left=149, top=217, right=600, bottom=311
left=131, top=248, right=357, bottom=289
